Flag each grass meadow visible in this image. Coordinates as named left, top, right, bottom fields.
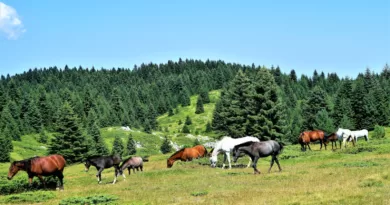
left=1, top=133, right=390, bottom=205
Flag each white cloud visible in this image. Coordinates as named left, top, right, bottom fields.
left=0, top=2, right=25, bottom=39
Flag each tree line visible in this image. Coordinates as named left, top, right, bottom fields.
left=0, top=59, right=389, bottom=162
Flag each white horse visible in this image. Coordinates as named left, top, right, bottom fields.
left=351, top=129, right=369, bottom=142
left=209, top=136, right=260, bottom=169
left=336, top=128, right=355, bottom=148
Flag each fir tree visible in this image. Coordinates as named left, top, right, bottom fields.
left=0, top=133, right=11, bottom=162
left=185, top=116, right=192, bottom=125
left=168, top=108, right=174, bottom=116
left=125, top=134, right=137, bottom=156
left=160, top=136, right=172, bottom=154
left=313, top=109, right=335, bottom=133
left=182, top=125, right=190, bottom=133
left=289, top=69, right=297, bottom=82
left=195, top=96, right=204, bottom=114
left=111, top=135, right=124, bottom=156
left=90, top=122, right=109, bottom=156
left=48, top=102, right=88, bottom=164
left=302, top=86, right=329, bottom=130
left=205, top=121, right=212, bottom=132
left=199, top=90, right=210, bottom=104
left=38, top=128, right=48, bottom=143
left=193, top=138, right=200, bottom=146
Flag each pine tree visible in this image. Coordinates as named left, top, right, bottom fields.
left=90, top=122, right=109, bottom=156
left=0, top=133, right=11, bottom=162
left=193, top=138, right=200, bottom=146
left=289, top=69, right=297, bottom=82
left=38, top=128, right=48, bottom=143
left=160, top=136, right=172, bottom=154
left=182, top=125, right=190, bottom=133
left=195, top=96, right=204, bottom=114
left=185, top=116, right=192, bottom=125
left=111, top=135, right=124, bottom=156
left=313, top=109, right=335, bottom=133
left=48, top=102, right=88, bottom=164
left=25, top=100, right=42, bottom=133
left=199, top=90, right=210, bottom=104
left=168, top=108, right=174, bottom=116
left=125, top=134, right=137, bottom=156
left=205, top=121, right=212, bottom=132
left=302, top=86, right=329, bottom=130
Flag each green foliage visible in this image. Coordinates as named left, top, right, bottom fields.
left=193, top=138, right=200, bottom=146
left=302, top=86, right=329, bottom=131
left=195, top=96, right=204, bottom=114
left=59, top=194, right=119, bottom=205
left=125, top=133, right=137, bottom=156
left=372, top=125, right=386, bottom=139
left=111, top=135, right=124, bottom=156
left=182, top=125, right=190, bottom=133
left=38, top=128, right=48, bottom=143
left=160, top=136, right=172, bottom=154
left=314, top=109, right=335, bottom=133
left=89, top=123, right=109, bottom=156
left=205, top=121, right=212, bottom=132
left=48, top=102, right=88, bottom=164
left=0, top=133, right=11, bottom=162
left=199, top=90, right=210, bottom=104
left=190, top=191, right=208, bottom=197
left=185, top=116, right=192, bottom=125
left=1, top=191, right=55, bottom=204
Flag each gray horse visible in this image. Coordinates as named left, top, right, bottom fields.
left=118, top=156, right=148, bottom=176
left=233, top=140, right=283, bottom=174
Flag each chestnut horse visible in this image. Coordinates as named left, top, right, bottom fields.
left=7, top=154, right=66, bottom=190
left=298, top=130, right=326, bottom=151
left=167, top=147, right=201, bottom=168
left=192, top=145, right=208, bottom=157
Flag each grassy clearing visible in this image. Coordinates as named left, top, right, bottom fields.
left=1, top=131, right=389, bottom=205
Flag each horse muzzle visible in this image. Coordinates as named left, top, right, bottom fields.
left=7, top=176, right=12, bottom=180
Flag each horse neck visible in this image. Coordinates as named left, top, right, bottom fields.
left=232, top=137, right=257, bottom=147
left=237, top=146, right=254, bottom=158
left=169, top=151, right=183, bottom=161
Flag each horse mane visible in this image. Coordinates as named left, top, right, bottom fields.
left=14, top=156, right=40, bottom=171
left=169, top=148, right=186, bottom=158
left=233, top=141, right=256, bottom=150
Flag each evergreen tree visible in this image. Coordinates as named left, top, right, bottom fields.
left=195, top=96, right=205, bottom=114
left=90, top=122, right=109, bottom=156
left=0, top=133, right=11, bottom=162
left=168, top=108, right=174, bottom=116
left=182, top=125, right=190, bottom=133
left=38, top=128, right=48, bottom=143
left=25, top=100, right=43, bottom=133
left=352, top=80, right=370, bottom=129
left=111, top=135, right=124, bottom=156
left=205, top=121, right=212, bottom=132
left=193, top=138, right=200, bottom=146
left=48, top=102, right=88, bottom=164
left=160, top=136, right=172, bottom=154
left=289, top=69, right=297, bottom=82
left=125, top=134, right=137, bottom=156
left=199, top=90, right=211, bottom=104
left=302, top=86, right=329, bottom=130
left=185, top=116, right=192, bottom=125
left=313, top=109, right=335, bottom=133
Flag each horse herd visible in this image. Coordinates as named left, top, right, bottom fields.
left=5, top=128, right=368, bottom=191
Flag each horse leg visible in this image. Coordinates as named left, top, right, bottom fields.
left=307, top=143, right=312, bottom=151
left=226, top=153, right=232, bottom=169
left=140, top=166, right=143, bottom=172
left=113, top=169, right=118, bottom=184
left=247, top=156, right=252, bottom=168
left=96, top=167, right=104, bottom=184
left=37, top=175, right=46, bottom=189
left=274, top=156, right=282, bottom=172
left=57, top=171, right=64, bottom=190
left=268, top=156, right=275, bottom=173
left=222, top=153, right=227, bottom=169
left=252, top=157, right=260, bottom=174
left=128, top=167, right=131, bottom=175
left=320, top=141, right=323, bottom=150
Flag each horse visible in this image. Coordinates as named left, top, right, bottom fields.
left=193, top=145, right=208, bottom=157
left=167, top=147, right=200, bottom=168
left=119, top=156, right=148, bottom=175
left=233, top=140, right=283, bottom=174
left=351, top=129, right=369, bottom=142
left=7, top=154, right=66, bottom=190
left=84, top=155, right=122, bottom=184
left=324, top=133, right=340, bottom=150
left=298, top=130, right=326, bottom=151
left=336, top=128, right=355, bottom=148
left=209, top=136, right=260, bottom=169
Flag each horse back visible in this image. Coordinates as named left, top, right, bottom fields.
left=182, top=148, right=200, bottom=160
left=31, top=155, right=66, bottom=175
left=193, top=145, right=207, bottom=157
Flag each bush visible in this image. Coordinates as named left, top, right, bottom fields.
left=2, top=191, right=55, bottom=203
left=0, top=176, right=61, bottom=195
left=182, top=125, right=190, bottom=133
left=372, top=125, right=385, bottom=139
left=59, top=194, right=118, bottom=205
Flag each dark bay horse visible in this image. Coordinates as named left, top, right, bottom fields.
left=324, top=133, right=340, bottom=150
left=119, top=156, right=148, bottom=175
left=233, top=140, right=283, bottom=174
left=298, top=130, right=326, bottom=151
left=84, top=155, right=122, bottom=184
left=7, top=154, right=66, bottom=190
left=167, top=147, right=201, bottom=168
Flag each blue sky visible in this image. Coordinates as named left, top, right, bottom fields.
left=0, top=0, right=389, bottom=78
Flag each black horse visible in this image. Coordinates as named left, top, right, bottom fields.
left=233, top=140, right=283, bottom=174
left=84, top=155, right=122, bottom=184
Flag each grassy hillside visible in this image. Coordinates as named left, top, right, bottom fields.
left=0, top=129, right=389, bottom=204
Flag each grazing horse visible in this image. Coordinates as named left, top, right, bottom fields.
left=167, top=147, right=200, bottom=168
left=7, top=155, right=66, bottom=190
left=119, top=156, right=148, bottom=175
left=351, top=129, right=369, bottom=142
left=233, top=140, right=283, bottom=174
left=298, top=130, right=326, bottom=151
left=324, top=133, right=340, bottom=150
left=209, top=136, right=260, bottom=169
left=84, top=155, right=122, bottom=184
left=336, top=128, right=355, bottom=148
left=193, top=145, right=208, bottom=157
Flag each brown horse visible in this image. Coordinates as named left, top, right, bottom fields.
left=324, top=133, right=340, bottom=150
left=192, top=145, right=208, bottom=157
left=7, top=154, right=66, bottom=190
left=167, top=147, right=200, bottom=168
left=298, top=130, right=326, bottom=151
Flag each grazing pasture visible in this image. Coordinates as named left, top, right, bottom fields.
left=0, top=133, right=389, bottom=205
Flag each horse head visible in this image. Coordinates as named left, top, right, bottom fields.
left=84, top=160, right=91, bottom=172
left=7, top=161, right=24, bottom=180
left=232, top=147, right=240, bottom=163
left=209, top=154, right=218, bottom=168
left=167, top=158, right=174, bottom=168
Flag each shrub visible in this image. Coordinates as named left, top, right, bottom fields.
left=372, top=125, right=385, bottom=139
left=59, top=194, right=118, bottom=205
left=2, top=191, right=55, bottom=203
left=182, top=125, right=190, bottom=133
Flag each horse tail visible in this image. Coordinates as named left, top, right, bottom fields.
left=277, top=141, right=284, bottom=155
left=203, top=145, right=208, bottom=157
